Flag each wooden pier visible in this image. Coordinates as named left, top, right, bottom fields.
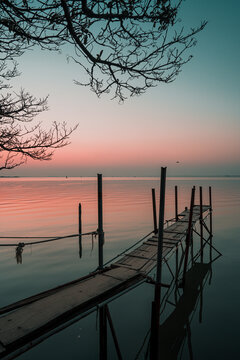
left=0, top=169, right=218, bottom=359
left=0, top=204, right=210, bottom=358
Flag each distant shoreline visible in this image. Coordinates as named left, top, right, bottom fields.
left=1, top=175, right=240, bottom=179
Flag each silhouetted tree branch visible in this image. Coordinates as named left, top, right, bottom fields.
left=0, top=81, right=76, bottom=169
left=0, top=0, right=207, bottom=102
left=0, top=0, right=78, bottom=170
left=0, top=54, right=76, bottom=170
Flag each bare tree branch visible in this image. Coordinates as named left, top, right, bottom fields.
left=0, top=0, right=207, bottom=102
left=0, top=9, right=77, bottom=170
left=0, top=0, right=206, bottom=169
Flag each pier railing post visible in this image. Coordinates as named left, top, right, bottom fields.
left=199, top=187, right=203, bottom=262
left=182, top=186, right=195, bottom=287
left=79, top=203, right=82, bottom=259
left=175, top=185, right=178, bottom=221
left=98, top=174, right=104, bottom=270
left=152, top=188, right=158, bottom=235
left=156, top=167, right=167, bottom=286
left=151, top=167, right=167, bottom=359
left=209, top=186, right=213, bottom=237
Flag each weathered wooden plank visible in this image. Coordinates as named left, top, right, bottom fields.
left=125, top=253, right=157, bottom=261
left=0, top=267, right=141, bottom=347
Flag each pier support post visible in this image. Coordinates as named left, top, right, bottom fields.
left=78, top=203, right=82, bottom=259
left=150, top=167, right=167, bottom=359
left=199, top=187, right=203, bottom=262
left=209, top=186, right=213, bottom=237
left=152, top=188, right=158, bottom=235
left=175, top=185, right=179, bottom=221
left=156, top=167, right=167, bottom=286
left=98, top=174, right=104, bottom=270
left=182, top=186, right=195, bottom=287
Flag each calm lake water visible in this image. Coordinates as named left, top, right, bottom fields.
left=0, top=176, right=239, bottom=359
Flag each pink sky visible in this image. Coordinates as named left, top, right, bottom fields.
left=1, top=0, right=240, bottom=177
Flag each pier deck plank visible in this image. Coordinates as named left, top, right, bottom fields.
left=0, top=205, right=210, bottom=356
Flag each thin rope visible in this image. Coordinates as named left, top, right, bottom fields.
left=0, top=231, right=98, bottom=247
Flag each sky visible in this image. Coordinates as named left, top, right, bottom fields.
left=2, top=0, right=240, bottom=177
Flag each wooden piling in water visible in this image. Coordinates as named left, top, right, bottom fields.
left=199, top=187, right=203, bottom=262
left=151, top=167, right=167, bottom=359
left=209, top=186, right=213, bottom=236
left=182, top=187, right=195, bottom=287
left=78, top=203, right=82, bottom=259
left=156, top=167, right=167, bottom=286
left=152, top=188, right=158, bottom=235
left=175, top=186, right=178, bottom=221
left=98, top=174, right=104, bottom=270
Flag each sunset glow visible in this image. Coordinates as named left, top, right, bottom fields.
left=1, top=0, right=239, bottom=177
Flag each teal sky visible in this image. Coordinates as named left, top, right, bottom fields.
left=2, top=0, right=240, bottom=177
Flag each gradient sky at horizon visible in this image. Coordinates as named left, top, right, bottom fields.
left=2, top=0, right=240, bottom=177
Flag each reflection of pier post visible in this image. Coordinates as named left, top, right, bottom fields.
left=150, top=167, right=167, bottom=359
left=186, top=320, right=194, bottom=360
left=99, top=305, right=107, bottom=360
left=105, top=306, right=122, bottom=360
left=199, top=282, right=203, bottom=323
left=191, top=227, right=194, bottom=266
left=99, top=304, right=122, bottom=360
left=98, top=174, right=104, bottom=270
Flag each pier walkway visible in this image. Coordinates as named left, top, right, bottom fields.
left=0, top=205, right=210, bottom=357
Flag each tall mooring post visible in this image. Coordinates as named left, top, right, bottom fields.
left=150, top=167, right=167, bottom=360
left=152, top=188, right=158, bottom=235
left=98, top=174, right=104, bottom=270
left=78, top=203, right=82, bottom=259
left=209, top=186, right=213, bottom=237
left=199, top=187, right=203, bottom=262
left=156, top=167, right=167, bottom=287
left=182, top=186, right=195, bottom=287
left=175, top=185, right=179, bottom=221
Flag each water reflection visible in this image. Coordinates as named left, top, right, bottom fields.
left=155, top=263, right=211, bottom=360
left=0, top=177, right=238, bottom=359
left=95, top=260, right=213, bottom=360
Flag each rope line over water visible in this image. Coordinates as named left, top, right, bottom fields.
left=0, top=231, right=98, bottom=247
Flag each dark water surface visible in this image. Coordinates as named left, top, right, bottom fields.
left=0, top=177, right=239, bottom=359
